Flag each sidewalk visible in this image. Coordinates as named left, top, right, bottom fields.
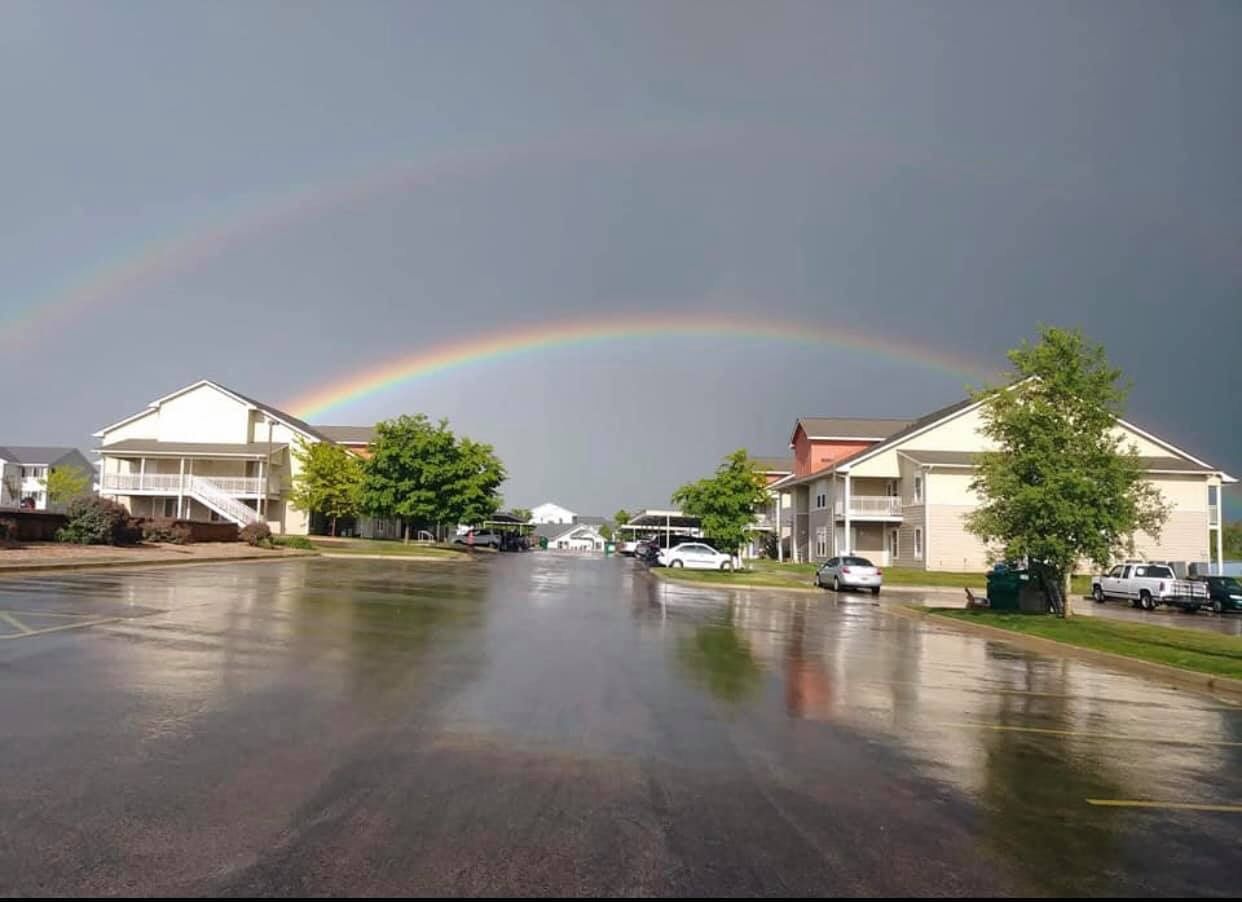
left=0, top=542, right=316, bottom=574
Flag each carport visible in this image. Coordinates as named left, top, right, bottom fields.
left=617, top=509, right=702, bottom=547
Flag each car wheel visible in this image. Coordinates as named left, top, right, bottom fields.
left=1139, top=590, right=1154, bottom=611
left=814, top=574, right=821, bottom=588
left=871, top=586, right=880, bottom=596
left=670, top=560, right=683, bottom=568
left=1186, top=605, right=1200, bottom=614
left=720, top=561, right=733, bottom=572
left=1092, top=585, right=1105, bottom=603
left=1213, top=599, right=1224, bottom=614
left=833, top=576, right=841, bottom=592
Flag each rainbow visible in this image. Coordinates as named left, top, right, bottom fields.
left=0, top=123, right=745, bottom=350
left=286, top=312, right=994, bottom=420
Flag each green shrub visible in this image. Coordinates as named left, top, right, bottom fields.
left=57, top=497, right=141, bottom=545
left=272, top=534, right=314, bottom=550
left=141, top=521, right=193, bottom=545
left=0, top=517, right=17, bottom=545
left=240, top=521, right=273, bottom=547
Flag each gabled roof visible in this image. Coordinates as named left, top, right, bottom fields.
left=93, top=379, right=327, bottom=442
left=790, top=417, right=912, bottom=445
left=750, top=456, right=794, bottom=474
left=899, top=449, right=1221, bottom=475
left=314, top=425, right=375, bottom=444
left=0, top=446, right=82, bottom=465
left=533, top=522, right=604, bottom=541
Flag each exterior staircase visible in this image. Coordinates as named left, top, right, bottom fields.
left=187, top=476, right=262, bottom=526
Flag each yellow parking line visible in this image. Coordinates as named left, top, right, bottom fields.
left=942, top=721, right=1242, bottom=748
left=0, top=611, right=33, bottom=634
left=0, top=617, right=122, bottom=640
left=1087, top=799, right=1242, bottom=813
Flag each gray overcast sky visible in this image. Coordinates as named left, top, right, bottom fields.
left=1, top=1, right=1238, bottom=515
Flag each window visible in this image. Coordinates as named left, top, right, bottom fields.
left=1121, top=566, right=1132, bottom=578
left=913, top=475, right=923, bottom=504
left=1208, top=485, right=1218, bottom=506
left=1147, top=565, right=1173, bottom=578
left=886, top=480, right=897, bottom=497
left=162, top=497, right=177, bottom=518
left=888, top=529, right=899, bottom=560
left=815, top=527, right=828, bottom=558
left=913, top=527, right=923, bottom=559
left=826, top=557, right=839, bottom=567
left=1108, top=565, right=1123, bottom=577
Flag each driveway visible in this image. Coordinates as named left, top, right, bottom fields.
left=0, top=556, right=1239, bottom=895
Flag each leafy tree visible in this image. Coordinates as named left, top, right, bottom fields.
left=510, top=507, right=532, bottom=524
left=599, top=524, right=613, bottom=541
left=444, top=436, right=507, bottom=531
left=1223, top=521, right=1242, bottom=559
left=360, top=415, right=506, bottom=541
left=672, top=450, right=768, bottom=559
left=41, top=465, right=92, bottom=509
left=289, top=439, right=364, bottom=536
left=57, top=496, right=140, bottom=545
left=965, top=327, right=1171, bottom=617
left=613, top=508, right=631, bottom=527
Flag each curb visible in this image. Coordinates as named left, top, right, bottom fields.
left=888, top=604, right=1242, bottom=701
left=317, top=552, right=468, bottom=563
left=0, top=549, right=318, bottom=577
left=650, top=568, right=971, bottom=598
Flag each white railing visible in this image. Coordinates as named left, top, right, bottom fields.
left=834, top=496, right=903, bottom=517
left=187, top=476, right=261, bottom=525
left=103, top=473, right=267, bottom=495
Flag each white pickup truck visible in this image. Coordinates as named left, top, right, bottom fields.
left=1091, top=562, right=1211, bottom=612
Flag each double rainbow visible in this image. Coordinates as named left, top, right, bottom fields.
left=286, top=312, right=992, bottom=419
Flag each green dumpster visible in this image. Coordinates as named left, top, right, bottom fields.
left=985, top=568, right=1026, bottom=611
left=604, top=542, right=616, bottom=556
left=538, top=536, right=548, bottom=550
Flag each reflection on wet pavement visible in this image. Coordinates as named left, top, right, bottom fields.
left=0, top=554, right=1238, bottom=896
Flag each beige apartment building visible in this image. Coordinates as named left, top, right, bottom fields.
left=772, top=393, right=1233, bottom=572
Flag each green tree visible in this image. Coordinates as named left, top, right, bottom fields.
left=599, top=524, right=613, bottom=541
left=1223, top=521, right=1242, bottom=559
left=613, top=508, right=631, bottom=527
left=360, top=415, right=506, bottom=541
left=289, top=440, right=364, bottom=536
left=41, top=465, right=92, bottom=509
left=510, top=507, right=532, bottom=524
left=444, top=436, right=507, bottom=531
left=672, top=450, right=768, bottom=559
left=965, top=327, right=1171, bottom=617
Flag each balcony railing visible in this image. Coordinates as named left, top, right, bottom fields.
left=834, top=496, right=903, bottom=518
left=102, top=473, right=270, bottom=496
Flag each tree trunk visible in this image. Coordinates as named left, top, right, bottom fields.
left=330, top=515, right=337, bottom=537
left=1062, top=570, right=1073, bottom=618
left=403, top=523, right=409, bottom=544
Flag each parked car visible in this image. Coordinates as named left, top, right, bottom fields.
left=452, top=529, right=501, bottom=549
left=1194, top=575, right=1242, bottom=614
left=620, top=538, right=640, bottom=556
left=815, top=556, right=882, bottom=594
left=658, top=542, right=734, bottom=571
left=1091, top=561, right=1209, bottom=611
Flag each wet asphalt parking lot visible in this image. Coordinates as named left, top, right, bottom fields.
left=1, top=553, right=1239, bottom=896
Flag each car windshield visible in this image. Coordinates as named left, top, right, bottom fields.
left=1216, top=577, right=1240, bottom=589
left=843, top=557, right=873, bottom=567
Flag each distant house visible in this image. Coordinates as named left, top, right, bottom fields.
left=530, top=502, right=577, bottom=524
left=535, top=516, right=607, bottom=551
left=0, top=446, right=96, bottom=511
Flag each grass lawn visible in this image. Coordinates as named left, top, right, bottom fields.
left=308, top=537, right=470, bottom=558
left=934, top=609, right=1242, bottom=680
left=746, top=560, right=1093, bottom=594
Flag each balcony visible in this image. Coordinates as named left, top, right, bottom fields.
left=102, top=473, right=272, bottom=497
left=834, top=495, right=903, bottom=519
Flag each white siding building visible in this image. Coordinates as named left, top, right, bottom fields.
left=530, top=502, right=577, bottom=525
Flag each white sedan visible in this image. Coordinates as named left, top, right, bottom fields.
left=815, top=555, right=882, bottom=594
left=658, top=542, right=734, bottom=571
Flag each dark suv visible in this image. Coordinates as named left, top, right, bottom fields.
left=1197, top=575, right=1242, bottom=614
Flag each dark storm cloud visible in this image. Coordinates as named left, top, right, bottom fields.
left=0, top=1, right=1238, bottom=514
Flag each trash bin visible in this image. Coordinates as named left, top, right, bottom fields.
left=985, top=568, right=1025, bottom=611
left=538, top=536, right=548, bottom=550
left=604, top=542, right=616, bottom=556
